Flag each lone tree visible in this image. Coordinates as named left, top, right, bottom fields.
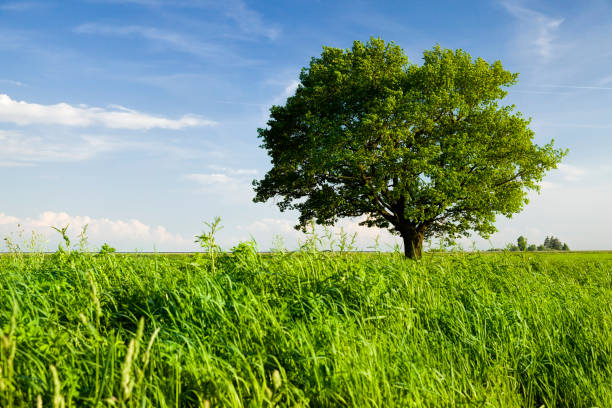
left=253, top=39, right=565, bottom=259
left=517, top=236, right=527, bottom=252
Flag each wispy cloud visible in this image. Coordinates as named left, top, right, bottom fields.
left=512, top=90, right=572, bottom=95
left=183, top=166, right=257, bottom=187
left=0, top=130, right=118, bottom=164
left=272, top=80, right=299, bottom=105
left=184, top=173, right=236, bottom=185
left=557, top=164, right=586, bottom=182
left=539, top=84, right=612, bottom=91
left=222, top=0, right=280, bottom=40
left=0, top=129, right=201, bottom=166
left=257, top=78, right=300, bottom=123
left=597, top=75, right=612, bottom=86
left=87, top=0, right=280, bottom=40
left=75, top=23, right=221, bottom=58
left=515, top=83, right=612, bottom=96
left=0, top=2, right=45, bottom=12
left=0, top=79, right=25, bottom=86
left=88, top=0, right=199, bottom=7
left=74, top=23, right=258, bottom=65
left=89, top=0, right=167, bottom=5
left=0, top=94, right=215, bottom=129
left=183, top=167, right=258, bottom=204
left=533, top=121, right=612, bottom=129
left=502, top=2, right=564, bottom=59
left=207, top=165, right=257, bottom=175
left=0, top=161, right=34, bottom=167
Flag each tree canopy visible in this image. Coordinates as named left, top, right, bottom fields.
left=517, top=236, right=527, bottom=252
left=543, top=236, right=568, bottom=251
left=253, top=38, right=566, bottom=258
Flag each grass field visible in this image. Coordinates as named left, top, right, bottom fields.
left=0, top=246, right=610, bottom=407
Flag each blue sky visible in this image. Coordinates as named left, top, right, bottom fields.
left=1, top=0, right=611, bottom=251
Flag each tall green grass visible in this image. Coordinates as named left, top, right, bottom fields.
left=1, top=246, right=610, bottom=407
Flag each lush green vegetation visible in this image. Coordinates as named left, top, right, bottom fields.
left=1, top=247, right=610, bottom=407
left=253, top=39, right=566, bottom=259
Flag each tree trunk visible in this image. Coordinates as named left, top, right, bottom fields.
left=402, top=230, right=424, bottom=259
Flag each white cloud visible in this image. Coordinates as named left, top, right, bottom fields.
left=502, top=2, right=564, bottom=59
left=0, top=211, right=195, bottom=251
left=0, top=161, right=34, bottom=167
left=239, top=217, right=297, bottom=235
left=183, top=166, right=259, bottom=206
left=0, top=129, right=201, bottom=166
left=557, top=163, right=586, bottom=182
left=184, top=166, right=257, bottom=187
left=0, top=213, right=20, bottom=225
left=207, top=165, right=257, bottom=175
left=184, top=173, right=235, bottom=185
left=539, top=181, right=555, bottom=190
left=0, top=94, right=215, bottom=129
left=0, top=130, right=119, bottom=164
left=183, top=169, right=255, bottom=197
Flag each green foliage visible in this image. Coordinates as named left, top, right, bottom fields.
left=334, top=227, right=358, bottom=253
left=543, top=235, right=566, bottom=250
left=517, top=236, right=527, bottom=251
left=3, top=226, right=46, bottom=254
left=195, top=216, right=223, bottom=272
left=254, top=38, right=566, bottom=258
left=528, top=236, right=570, bottom=251
left=99, top=243, right=116, bottom=254
left=51, top=224, right=71, bottom=252
left=512, top=236, right=570, bottom=252
left=270, top=234, right=286, bottom=253
left=77, top=224, right=89, bottom=252
left=1, top=246, right=610, bottom=407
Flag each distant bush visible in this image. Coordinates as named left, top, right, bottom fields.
left=517, top=236, right=527, bottom=251
left=510, top=236, right=570, bottom=251
left=99, top=243, right=116, bottom=254
left=542, top=236, right=570, bottom=251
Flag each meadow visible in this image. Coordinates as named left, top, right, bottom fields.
left=0, top=243, right=610, bottom=407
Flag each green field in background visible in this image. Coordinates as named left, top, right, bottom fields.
left=1, top=249, right=610, bottom=407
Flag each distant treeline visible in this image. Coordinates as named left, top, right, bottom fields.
left=499, top=236, right=570, bottom=252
